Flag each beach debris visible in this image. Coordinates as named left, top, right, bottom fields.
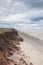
left=30, top=62, right=33, bottom=65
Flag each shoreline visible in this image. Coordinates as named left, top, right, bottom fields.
left=19, top=31, right=43, bottom=65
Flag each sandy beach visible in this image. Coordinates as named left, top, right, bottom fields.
left=18, top=31, right=43, bottom=65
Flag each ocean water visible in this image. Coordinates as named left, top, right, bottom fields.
left=0, top=23, right=43, bottom=32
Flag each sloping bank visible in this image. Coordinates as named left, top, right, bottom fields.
left=0, top=28, right=33, bottom=65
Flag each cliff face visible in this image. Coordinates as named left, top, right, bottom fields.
left=0, top=29, right=33, bottom=65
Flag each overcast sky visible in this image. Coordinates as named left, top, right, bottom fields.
left=0, top=0, right=43, bottom=31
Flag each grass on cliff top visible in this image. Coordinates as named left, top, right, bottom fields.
left=0, top=28, right=14, bottom=34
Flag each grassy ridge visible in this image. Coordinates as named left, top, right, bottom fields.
left=0, top=28, right=13, bottom=34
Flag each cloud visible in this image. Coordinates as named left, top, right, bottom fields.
left=0, top=0, right=43, bottom=18
left=0, top=0, right=43, bottom=31
left=0, top=9, right=43, bottom=22
left=22, top=0, right=43, bottom=8
left=0, top=0, right=28, bottom=18
left=31, top=16, right=43, bottom=21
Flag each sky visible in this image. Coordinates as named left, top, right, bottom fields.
left=0, top=0, right=43, bottom=31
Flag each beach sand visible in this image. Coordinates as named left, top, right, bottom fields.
left=18, top=31, right=43, bottom=65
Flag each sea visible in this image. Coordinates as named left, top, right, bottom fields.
left=0, top=22, right=43, bottom=32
